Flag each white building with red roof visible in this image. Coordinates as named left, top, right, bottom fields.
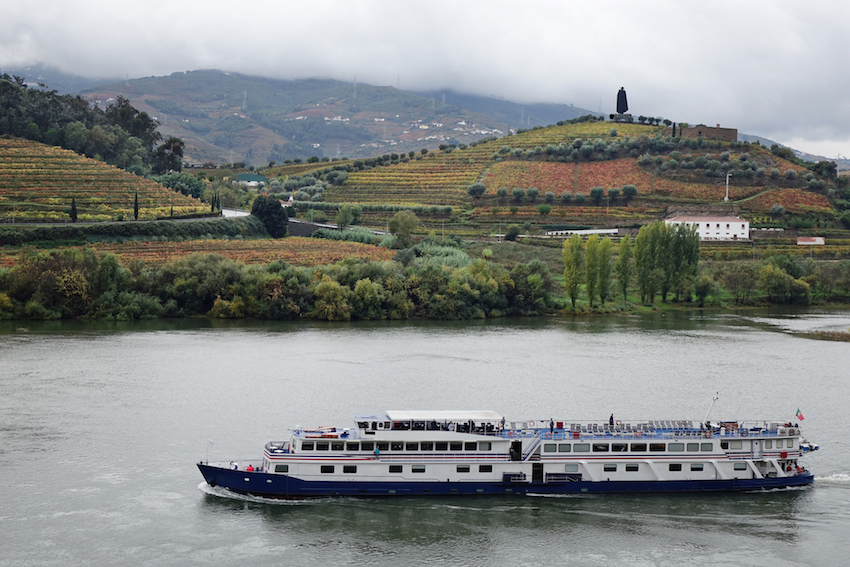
left=665, top=216, right=749, bottom=241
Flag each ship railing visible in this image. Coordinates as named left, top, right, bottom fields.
left=503, top=420, right=802, bottom=441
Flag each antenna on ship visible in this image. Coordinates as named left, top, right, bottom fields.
left=703, top=392, right=720, bottom=424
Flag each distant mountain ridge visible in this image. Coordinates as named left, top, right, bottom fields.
left=5, top=64, right=844, bottom=170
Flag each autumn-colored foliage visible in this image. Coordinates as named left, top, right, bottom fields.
left=0, top=138, right=207, bottom=222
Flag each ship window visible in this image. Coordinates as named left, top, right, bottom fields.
left=465, top=442, right=477, bottom=451
left=275, top=464, right=289, bottom=473
left=544, top=443, right=557, bottom=453
left=412, top=465, right=426, bottom=473
left=389, top=465, right=403, bottom=473
left=316, top=442, right=329, bottom=451
left=457, top=465, right=471, bottom=473
left=436, top=442, right=449, bottom=451
left=611, top=443, right=628, bottom=452
left=691, top=463, right=704, bottom=471
left=450, top=442, right=463, bottom=451
left=649, top=443, right=666, bottom=452
left=406, top=442, right=419, bottom=451
left=360, top=442, right=374, bottom=451
left=343, top=465, right=357, bottom=474
left=392, top=421, right=410, bottom=430
left=630, top=443, right=647, bottom=452
left=479, top=465, right=493, bottom=473
left=412, top=421, right=426, bottom=430
left=625, top=464, right=639, bottom=472
left=730, top=441, right=743, bottom=450
left=734, top=463, right=748, bottom=470
left=686, top=443, right=700, bottom=452
left=603, top=464, right=617, bottom=472
left=320, top=465, right=335, bottom=474
left=669, top=463, right=682, bottom=471
left=420, top=442, right=434, bottom=451
left=357, top=421, right=368, bottom=429
left=479, top=442, right=491, bottom=451
left=391, top=442, right=404, bottom=451
left=331, top=442, right=344, bottom=451
left=668, top=443, right=684, bottom=452
left=721, top=441, right=729, bottom=449
left=558, top=444, right=571, bottom=453
left=377, top=442, right=389, bottom=451
left=700, top=443, right=713, bottom=451
left=592, top=443, right=609, bottom=452
left=764, top=440, right=773, bottom=449
left=565, top=464, right=579, bottom=472
left=346, top=442, right=359, bottom=451
left=301, top=442, right=314, bottom=451
left=574, top=444, right=590, bottom=452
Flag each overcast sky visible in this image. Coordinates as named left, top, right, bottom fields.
left=2, top=0, right=848, bottom=158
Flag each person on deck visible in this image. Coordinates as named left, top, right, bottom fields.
left=610, top=414, right=615, bottom=427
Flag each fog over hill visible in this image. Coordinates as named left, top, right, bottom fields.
left=5, top=64, right=847, bottom=170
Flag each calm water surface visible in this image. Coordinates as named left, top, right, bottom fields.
left=1, top=309, right=848, bottom=566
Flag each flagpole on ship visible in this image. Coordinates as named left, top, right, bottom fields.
left=703, top=392, right=720, bottom=424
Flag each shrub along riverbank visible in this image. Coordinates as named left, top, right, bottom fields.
left=0, top=245, right=555, bottom=321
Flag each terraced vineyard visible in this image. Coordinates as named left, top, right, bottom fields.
left=0, top=138, right=208, bottom=222
left=0, top=237, right=395, bottom=268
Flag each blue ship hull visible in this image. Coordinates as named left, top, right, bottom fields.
left=198, top=463, right=814, bottom=499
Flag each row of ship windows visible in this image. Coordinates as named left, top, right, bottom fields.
left=272, top=462, right=751, bottom=474
left=300, top=441, right=492, bottom=452
left=544, top=442, right=715, bottom=453
left=274, top=464, right=496, bottom=474
left=543, top=439, right=794, bottom=453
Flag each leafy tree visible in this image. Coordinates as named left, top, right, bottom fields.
left=585, top=234, right=600, bottom=307
left=562, top=234, right=583, bottom=310
left=152, top=137, right=185, bottom=174
left=512, top=188, right=526, bottom=203
left=504, top=224, right=521, bottom=241
left=622, top=185, right=637, bottom=201
left=537, top=204, right=552, bottom=215
left=694, top=273, right=716, bottom=307
left=251, top=195, right=289, bottom=238
left=155, top=172, right=204, bottom=199
left=615, top=234, right=633, bottom=307
left=598, top=237, right=614, bottom=304
left=608, top=188, right=620, bottom=202
left=466, top=183, right=486, bottom=198
left=723, top=263, right=757, bottom=304
left=388, top=210, right=419, bottom=248
left=527, top=187, right=539, bottom=203
left=496, top=187, right=508, bottom=203
left=589, top=187, right=605, bottom=205
left=336, top=204, right=354, bottom=229
left=545, top=191, right=555, bottom=204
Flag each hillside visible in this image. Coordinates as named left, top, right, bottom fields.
left=0, top=138, right=208, bottom=222
left=79, top=70, right=518, bottom=166
left=275, top=121, right=845, bottom=234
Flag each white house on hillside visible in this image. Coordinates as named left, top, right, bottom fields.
left=665, top=216, right=750, bottom=241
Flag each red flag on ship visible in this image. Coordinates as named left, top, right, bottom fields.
left=796, top=408, right=805, bottom=421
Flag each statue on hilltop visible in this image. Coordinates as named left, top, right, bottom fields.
left=610, top=87, right=633, bottom=123
left=616, top=87, right=628, bottom=114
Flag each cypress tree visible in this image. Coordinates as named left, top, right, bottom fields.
left=69, top=197, right=78, bottom=223
left=133, top=192, right=139, bottom=220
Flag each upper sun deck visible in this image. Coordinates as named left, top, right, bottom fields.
left=288, top=413, right=803, bottom=443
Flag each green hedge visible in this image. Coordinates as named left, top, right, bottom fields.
left=0, top=216, right=268, bottom=246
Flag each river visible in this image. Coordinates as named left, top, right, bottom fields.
left=1, top=309, right=848, bottom=566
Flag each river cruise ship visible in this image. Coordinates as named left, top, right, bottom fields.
left=197, top=410, right=817, bottom=498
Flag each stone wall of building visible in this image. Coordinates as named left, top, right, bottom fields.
left=662, top=125, right=737, bottom=142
